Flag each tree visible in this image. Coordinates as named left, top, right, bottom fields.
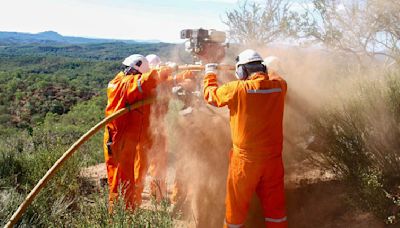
left=224, top=0, right=294, bottom=46
left=370, top=0, right=400, bottom=65
left=300, top=0, right=400, bottom=66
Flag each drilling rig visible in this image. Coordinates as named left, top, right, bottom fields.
left=173, top=28, right=233, bottom=114
left=180, top=28, right=229, bottom=64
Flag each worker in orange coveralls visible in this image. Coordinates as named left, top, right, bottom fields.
left=103, top=54, right=158, bottom=211
left=133, top=54, right=195, bottom=204
left=203, top=49, right=288, bottom=228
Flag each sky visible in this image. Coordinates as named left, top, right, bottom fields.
left=0, top=0, right=247, bottom=43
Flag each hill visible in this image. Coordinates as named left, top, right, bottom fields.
left=0, top=41, right=179, bottom=129
left=0, top=31, right=161, bottom=45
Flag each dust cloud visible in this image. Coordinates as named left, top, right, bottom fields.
left=148, top=43, right=383, bottom=227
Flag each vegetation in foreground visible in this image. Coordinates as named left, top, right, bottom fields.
left=0, top=96, right=174, bottom=227
left=307, top=70, right=400, bottom=224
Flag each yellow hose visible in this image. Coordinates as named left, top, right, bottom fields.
left=5, top=98, right=155, bottom=228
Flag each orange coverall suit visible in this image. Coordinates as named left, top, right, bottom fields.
left=103, top=69, right=158, bottom=210
left=134, top=67, right=194, bottom=203
left=203, top=72, right=288, bottom=228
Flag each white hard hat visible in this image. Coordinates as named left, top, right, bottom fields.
left=146, top=54, right=161, bottom=67
left=263, top=56, right=282, bottom=72
left=122, top=54, right=150, bottom=74
left=235, top=49, right=263, bottom=68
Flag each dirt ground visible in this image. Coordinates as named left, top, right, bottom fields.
left=81, top=159, right=385, bottom=228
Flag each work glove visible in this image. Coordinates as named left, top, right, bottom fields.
left=205, top=63, right=218, bottom=74
left=172, top=85, right=185, bottom=96
left=166, top=61, right=178, bottom=72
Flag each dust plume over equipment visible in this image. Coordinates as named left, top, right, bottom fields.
left=149, top=16, right=399, bottom=224
left=147, top=28, right=233, bottom=227
left=159, top=33, right=388, bottom=226
left=161, top=29, right=312, bottom=226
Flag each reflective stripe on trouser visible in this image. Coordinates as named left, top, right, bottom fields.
left=225, top=150, right=286, bottom=226
left=265, top=216, right=287, bottom=223
left=265, top=216, right=288, bottom=228
left=224, top=220, right=244, bottom=228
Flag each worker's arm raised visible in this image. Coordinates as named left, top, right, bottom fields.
left=203, top=65, right=236, bottom=107
left=269, top=73, right=287, bottom=96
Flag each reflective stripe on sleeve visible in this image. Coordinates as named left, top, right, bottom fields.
left=265, top=216, right=287, bottom=223
left=247, top=88, right=282, bottom=94
left=108, top=83, right=116, bottom=89
left=137, top=78, right=143, bottom=93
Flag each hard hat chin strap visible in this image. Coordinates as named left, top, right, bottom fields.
left=124, top=66, right=140, bottom=76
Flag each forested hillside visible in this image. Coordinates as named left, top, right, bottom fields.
left=0, top=42, right=176, bottom=130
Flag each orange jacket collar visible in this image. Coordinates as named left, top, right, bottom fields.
left=248, top=72, right=269, bottom=80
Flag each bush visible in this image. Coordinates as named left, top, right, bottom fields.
left=307, top=70, right=400, bottom=223
left=78, top=188, right=174, bottom=227
left=1, top=95, right=175, bottom=227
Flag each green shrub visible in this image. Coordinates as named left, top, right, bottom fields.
left=307, top=69, right=400, bottom=223
left=1, top=96, right=175, bottom=227
left=78, top=188, right=174, bottom=227
left=0, top=188, right=24, bottom=224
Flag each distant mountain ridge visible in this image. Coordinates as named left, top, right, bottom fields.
left=0, top=31, right=161, bottom=44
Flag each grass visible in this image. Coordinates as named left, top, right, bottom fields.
left=0, top=96, right=174, bottom=227
left=76, top=187, right=174, bottom=228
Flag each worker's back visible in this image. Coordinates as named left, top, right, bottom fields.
left=105, top=70, right=157, bottom=140
left=227, top=72, right=287, bottom=159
